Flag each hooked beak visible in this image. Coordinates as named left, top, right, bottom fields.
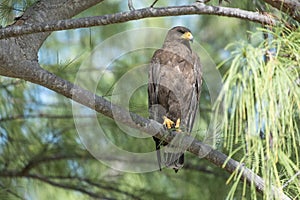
left=181, top=31, right=194, bottom=43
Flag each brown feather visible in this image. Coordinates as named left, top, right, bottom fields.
left=148, top=26, right=202, bottom=172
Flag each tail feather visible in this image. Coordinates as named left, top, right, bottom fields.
left=164, top=149, right=184, bottom=172
left=174, top=154, right=184, bottom=173
left=153, top=136, right=185, bottom=173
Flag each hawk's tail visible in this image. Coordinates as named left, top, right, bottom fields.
left=153, top=136, right=185, bottom=173
left=164, top=149, right=184, bottom=173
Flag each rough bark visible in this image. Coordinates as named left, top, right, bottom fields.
left=0, top=0, right=104, bottom=78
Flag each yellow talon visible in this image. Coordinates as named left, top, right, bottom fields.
left=163, top=116, right=174, bottom=129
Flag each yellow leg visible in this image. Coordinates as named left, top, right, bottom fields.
left=175, top=118, right=182, bottom=132
left=163, top=116, right=174, bottom=129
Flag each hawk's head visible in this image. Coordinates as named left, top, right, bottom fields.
left=164, top=26, right=194, bottom=46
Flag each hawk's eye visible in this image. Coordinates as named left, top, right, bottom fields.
left=177, top=29, right=185, bottom=34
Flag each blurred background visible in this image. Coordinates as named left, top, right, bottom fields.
left=1, top=0, right=299, bottom=199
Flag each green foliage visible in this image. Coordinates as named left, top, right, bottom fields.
left=214, top=24, right=300, bottom=199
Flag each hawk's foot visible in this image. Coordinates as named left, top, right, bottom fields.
left=163, top=116, right=175, bottom=129
left=175, top=118, right=182, bottom=132
left=162, top=117, right=182, bottom=132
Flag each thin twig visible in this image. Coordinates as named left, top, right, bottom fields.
left=128, top=0, right=135, bottom=11
left=25, top=174, right=115, bottom=199
left=150, top=0, right=159, bottom=7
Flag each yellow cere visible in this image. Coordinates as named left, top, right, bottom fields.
left=181, top=32, right=194, bottom=41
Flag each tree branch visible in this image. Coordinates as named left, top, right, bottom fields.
left=0, top=172, right=102, bottom=198
left=263, top=0, right=300, bottom=22
left=16, top=65, right=289, bottom=200
left=20, top=153, right=94, bottom=175
left=34, top=174, right=141, bottom=200
left=0, top=3, right=277, bottom=39
left=0, top=171, right=140, bottom=199
left=24, top=174, right=114, bottom=199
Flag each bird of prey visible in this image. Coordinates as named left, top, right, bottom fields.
left=148, top=26, right=202, bottom=172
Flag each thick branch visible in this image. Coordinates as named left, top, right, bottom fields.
left=263, top=0, right=300, bottom=22
left=16, top=65, right=289, bottom=200
left=0, top=3, right=276, bottom=39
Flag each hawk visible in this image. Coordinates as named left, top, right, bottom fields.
left=148, top=26, right=202, bottom=172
